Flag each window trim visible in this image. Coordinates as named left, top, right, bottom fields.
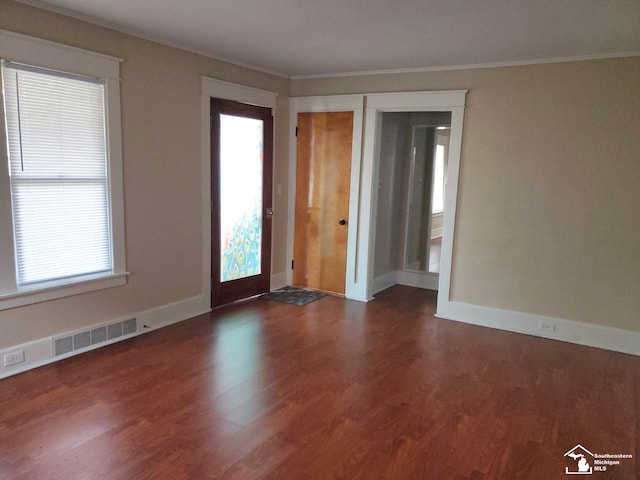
left=0, top=30, right=127, bottom=310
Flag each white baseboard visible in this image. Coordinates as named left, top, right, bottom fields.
left=0, top=337, right=56, bottom=380
left=5, top=292, right=635, bottom=381
left=373, top=270, right=440, bottom=293
left=431, top=227, right=443, bottom=239
left=0, top=294, right=212, bottom=379
left=436, top=300, right=640, bottom=356
left=397, top=270, right=439, bottom=291
left=270, top=271, right=288, bottom=291
left=372, top=271, right=398, bottom=294
left=138, top=294, right=210, bottom=331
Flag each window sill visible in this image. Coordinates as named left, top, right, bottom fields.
left=0, top=272, right=129, bottom=311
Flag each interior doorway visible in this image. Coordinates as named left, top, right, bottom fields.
left=210, top=97, right=273, bottom=307
left=371, top=111, right=452, bottom=293
left=292, top=111, right=353, bottom=295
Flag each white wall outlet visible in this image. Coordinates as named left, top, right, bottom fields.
left=4, top=350, right=25, bottom=367
left=538, top=321, right=555, bottom=333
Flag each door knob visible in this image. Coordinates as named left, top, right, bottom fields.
left=339, top=219, right=346, bottom=225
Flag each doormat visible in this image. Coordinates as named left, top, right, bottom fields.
left=262, top=286, right=327, bottom=306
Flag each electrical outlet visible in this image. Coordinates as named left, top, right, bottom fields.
left=538, top=321, right=555, bottom=333
left=4, top=350, right=25, bottom=367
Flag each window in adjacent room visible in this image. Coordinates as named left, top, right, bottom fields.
left=431, top=144, right=445, bottom=214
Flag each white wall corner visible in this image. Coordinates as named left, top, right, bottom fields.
left=270, top=271, right=288, bottom=291
left=372, top=271, right=398, bottom=295
left=396, top=271, right=439, bottom=291
left=436, top=300, right=640, bottom=356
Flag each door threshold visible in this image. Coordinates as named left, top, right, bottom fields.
left=211, top=292, right=264, bottom=310
left=290, top=285, right=345, bottom=298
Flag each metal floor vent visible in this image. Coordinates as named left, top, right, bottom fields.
left=54, top=318, right=137, bottom=356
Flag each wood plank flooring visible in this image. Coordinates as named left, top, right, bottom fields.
left=1, top=286, right=638, bottom=479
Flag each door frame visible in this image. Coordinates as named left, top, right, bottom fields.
left=364, top=91, right=467, bottom=308
left=287, top=95, right=364, bottom=300
left=201, top=77, right=277, bottom=308
left=210, top=97, right=273, bottom=306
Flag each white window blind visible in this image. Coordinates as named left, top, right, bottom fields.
left=2, top=61, right=112, bottom=286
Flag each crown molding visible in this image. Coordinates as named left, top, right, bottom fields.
left=13, top=0, right=640, bottom=82
left=12, top=0, right=292, bottom=79
left=290, top=51, right=640, bottom=80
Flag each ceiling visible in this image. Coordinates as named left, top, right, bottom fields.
left=17, top=0, right=640, bottom=78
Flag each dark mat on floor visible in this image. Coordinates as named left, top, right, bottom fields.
left=262, top=286, right=327, bottom=306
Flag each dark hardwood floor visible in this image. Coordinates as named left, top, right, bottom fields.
left=1, top=286, right=638, bottom=479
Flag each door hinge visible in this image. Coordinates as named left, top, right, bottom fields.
left=295, top=126, right=298, bottom=137
left=291, top=260, right=294, bottom=269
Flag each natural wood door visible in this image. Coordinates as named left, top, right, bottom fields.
left=211, top=98, right=273, bottom=307
left=293, top=111, right=353, bottom=294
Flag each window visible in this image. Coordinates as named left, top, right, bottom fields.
left=3, top=62, right=112, bottom=284
left=0, top=30, right=126, bottom=310
left=432, top=143, right=446, bottom=214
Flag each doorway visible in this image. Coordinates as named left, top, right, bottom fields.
left=362, top=90, right=466, bottom=306
left=293, top=111, right=353, bottom=295
left=210, top=97, right=273, bottom=307
left=287, top=95, right=365, bottom=300
left=371, top=111, right=451, bottom=293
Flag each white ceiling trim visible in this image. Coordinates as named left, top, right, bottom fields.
left=291, top=51, right=640, bottom=80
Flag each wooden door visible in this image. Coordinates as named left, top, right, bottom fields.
left=293, top=111, right=353, bottom=294
left=211, top=98, right=273, bottom=307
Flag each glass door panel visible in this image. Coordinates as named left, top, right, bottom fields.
left=219, top=114, right=263, bottom=282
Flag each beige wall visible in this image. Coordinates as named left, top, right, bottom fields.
left=293, top=57, right=640, bottom=331
left=0, top=0, right=290, bottom=348
left=1, top=0, right=639, bottom=351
